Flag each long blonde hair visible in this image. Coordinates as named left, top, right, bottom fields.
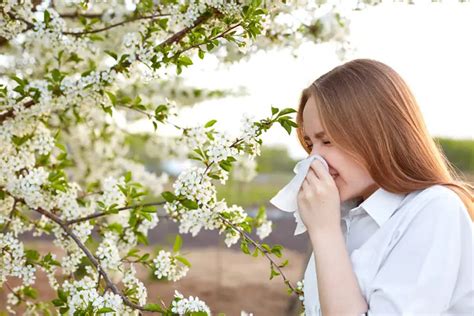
left=296, top=58, right=473, bottom=221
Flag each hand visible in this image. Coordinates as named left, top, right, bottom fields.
left=297, top=159, right=341, bottom=236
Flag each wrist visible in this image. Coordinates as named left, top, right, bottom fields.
left=309, top=225, right=343, bottom=245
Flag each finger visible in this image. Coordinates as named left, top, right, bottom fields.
left=310, top=159, right=331, bottom=181
left=301, top=178, right=310, bottom=191
left=305, top=168, right=320, bottom=186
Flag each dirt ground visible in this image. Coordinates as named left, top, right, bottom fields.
left=0, top=242, right=309, bottom=316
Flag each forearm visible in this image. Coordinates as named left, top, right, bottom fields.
left=310, top=227, right=368, bottom=316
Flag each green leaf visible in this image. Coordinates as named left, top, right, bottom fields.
left=157, top=18, right=168, bottom=31
left=269, top=265, right=280, bottom=280
left=278, top=259, right=289, bottom=268
left=280, top=119, right=292, bottom=135
left=136, top=232, right=149, bottom=245
left=44, top=10, right=51, bottom=27
left=142, top=206, right=156, bottom=213
left=104, top=50, right=118, bottom=60
left=198, top=49, right=205, bottom=59
left=180, top=199, right=198, bottom=210
left=144, top=303, right=163, bottom=312
left=271, top=106, right=278, bottom=116
left=105, top=91, right=117, bottom=106
left=51, top=69, right=62, bottom=82
left=219, top=160, right=232, bottom=172
left=240, top=239, right=250, bottom=255
left=107, top=223, right=123, bottom=234
left=25, top=249, right=40, bottom=262
left=175, top=255, right=191, bottom=268
left=52, top=299, right=64, bottom=306
left=126, top=248, right=140, bottom=258
left=205, top=119, right=217, bottom=128
left=173, top=234, right=182, bottom=253
left=97, top=307, right=115, bottom=314
left=89, top=34, right=104, bottom=41
left=277, top=108, right=297, bottom=117
left=139, top=253, right=150, bottom=262
left=22, top=286, right=38, bottom=299
left=271, top=244, right=283, bottom=258
left=161, top=191, right=177, bottom=203
left=59, top=307, right=69, bottom=314
left=178, top=55, right=193, bottom=66
left=124, top=171, right=132, bottom=183
left=57, top=289, right=68, bottom=302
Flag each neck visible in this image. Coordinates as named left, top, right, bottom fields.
left=360, top=183, right=379, bottom=201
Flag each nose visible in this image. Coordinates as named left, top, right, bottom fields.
left=309, top=148, right=334, bottom=172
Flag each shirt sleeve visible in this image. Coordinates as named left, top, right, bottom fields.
left=365, top=191, right=472, bottom=315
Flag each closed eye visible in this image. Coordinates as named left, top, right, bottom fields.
left=305, top=141, right=330, bottom=149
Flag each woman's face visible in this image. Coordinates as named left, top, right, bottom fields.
left=302, top=96, right=379, bottom=202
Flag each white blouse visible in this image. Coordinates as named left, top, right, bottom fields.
left=303, top=184, right=474, bottom=315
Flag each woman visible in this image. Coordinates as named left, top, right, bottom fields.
left=295, top=58, right=473, bottom=315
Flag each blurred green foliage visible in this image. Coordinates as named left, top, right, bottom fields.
left=435, top=137, right=473, bottom=172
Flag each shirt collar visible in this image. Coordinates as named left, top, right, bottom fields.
left=341, top=188, right=407, bottom=227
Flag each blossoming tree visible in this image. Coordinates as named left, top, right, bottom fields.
left=0, top=0, right=352, bottom=314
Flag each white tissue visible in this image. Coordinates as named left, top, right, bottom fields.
left=269, top=154, right=329, bottom=236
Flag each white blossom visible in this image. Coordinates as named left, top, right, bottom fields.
left=256, top=220, right=272, bottom=240
left=152, top=250, right=189, bottom=282
left=171, top=290, right=211, bottom=315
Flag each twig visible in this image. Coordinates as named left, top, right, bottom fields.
left=65, top=201, right=166, bottom=225
left=217, top=213, right=299, bottom=295
left=63, top=13, right=170, bottom=36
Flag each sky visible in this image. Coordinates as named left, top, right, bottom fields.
left=143, top=1, right=473, bottom=161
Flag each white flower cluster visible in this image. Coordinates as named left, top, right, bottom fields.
left=0, top=196, right=14, bottom=226
left=5, top=167, right=49, bottom=209
left=239, top=113, right=261, bottom=159
left=27, top=123, right=56, bottom=155
left=0, top=0, right=33, bottom=40
left=166, top=167, right=240, bottom=237
left=29, top=8, right=93, bottom=55
left=180, top=126, right=208, bottom=150
left=171, top=290, right=211, bottom=315
left=63, top=275, right=124, bottom=315
left=218, top=204, right=248, bottom=247
left=173, top=167, right=216, bottom=206
left=100, top=176, right=127, bottom=208
left=0, top=233, right=36, bottom=287
left=60, top=68, right=118, bottom=98
left=152, top=250, right=189, bottom=282
left=122, top=264, right=147, bottom=306
left=177, top=203, right=218, bottom=237
left=206, top=131, right=239, bottom=164
left=96, top=231, right=121, bottom=271
left=296, top=279, right=304, bottom=301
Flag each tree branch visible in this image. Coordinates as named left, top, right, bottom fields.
left=33, top=207, right=152, bottom=312
left=217, top=213, right=301, bottom=297
left=0, top=100, right=35, bottom=123
left=63, top=12, right=170, bottom=36
left=65, top=201, right=166, bottom=225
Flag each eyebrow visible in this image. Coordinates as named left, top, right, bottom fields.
left=303, top=131, right=326, bottom=140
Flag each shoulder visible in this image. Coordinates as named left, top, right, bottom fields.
left=410, top=184, right=466, bottom=214
left=403, top=184, right=470, bottom=233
